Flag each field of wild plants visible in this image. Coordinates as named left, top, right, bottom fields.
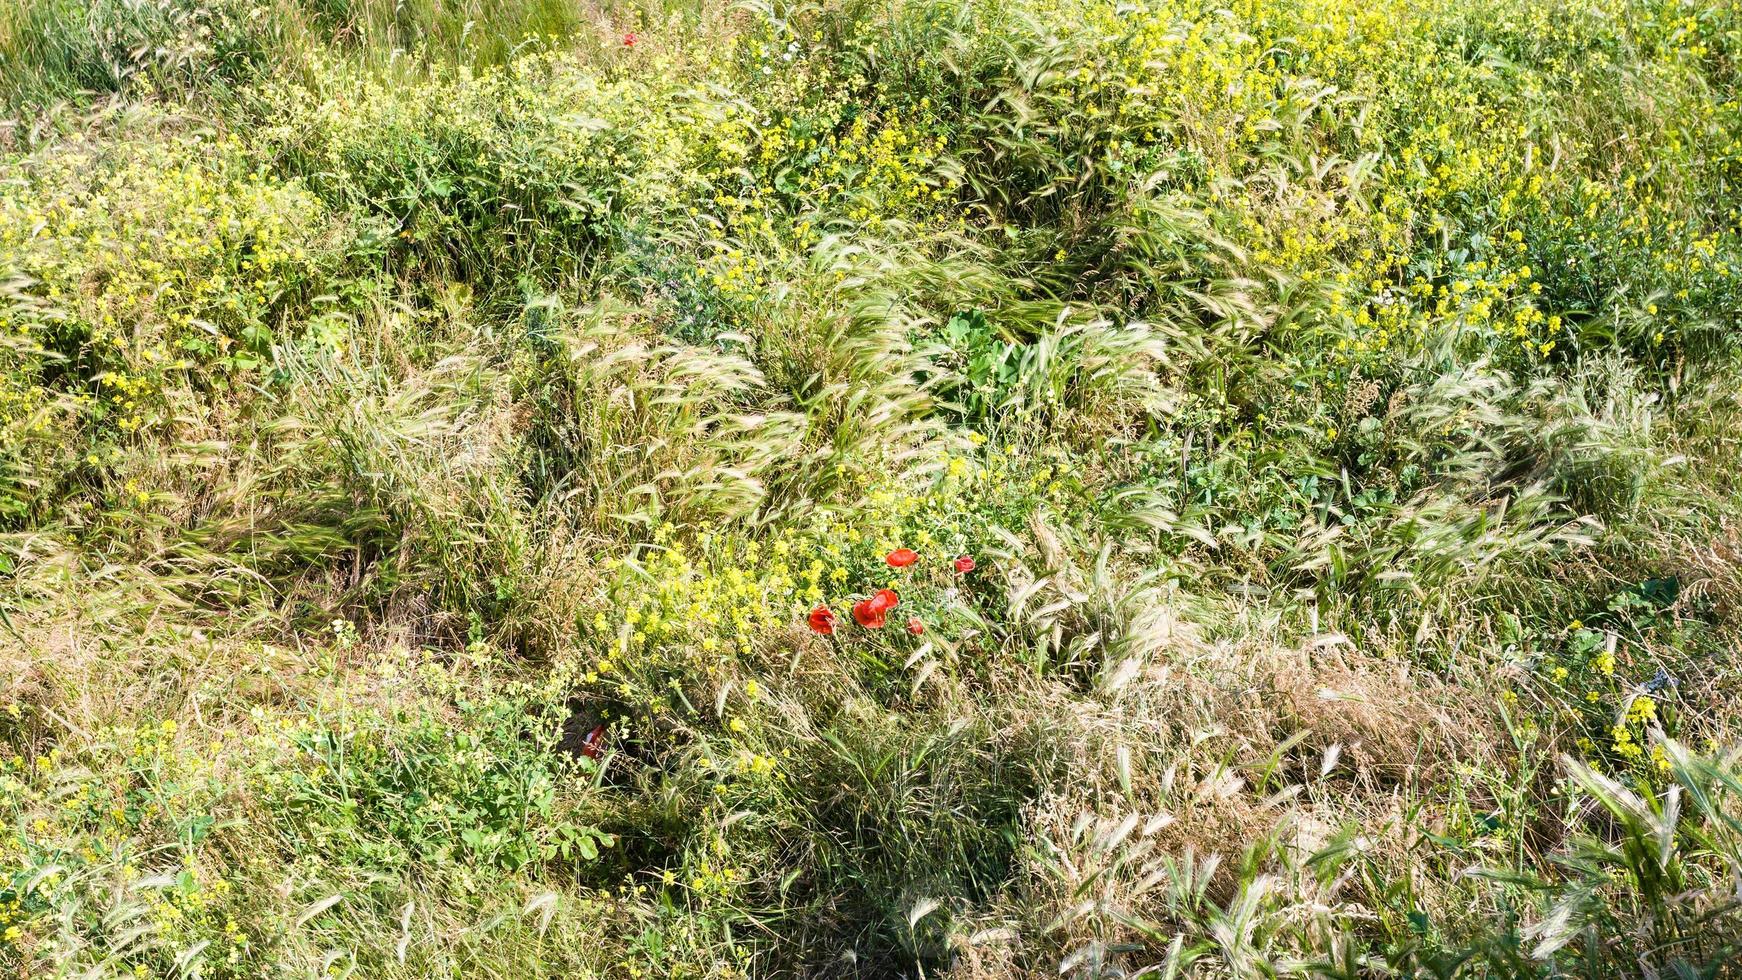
left=3, top=0, right=1742, bottom=975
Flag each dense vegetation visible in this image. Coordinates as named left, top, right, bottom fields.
left=3, top=0, right=1742, bottom=975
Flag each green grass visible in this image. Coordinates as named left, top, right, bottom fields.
left=3, top=0, right=1742, bottom=975
left=0, top=0, right=600, bottom=115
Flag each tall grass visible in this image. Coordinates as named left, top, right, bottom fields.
left=3, top=0, right=1742, bottom=975
left=0, top=0, right=599, bottom=116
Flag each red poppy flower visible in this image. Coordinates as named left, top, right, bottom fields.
left=886, top=548, right=918, bottom=568
left=852, top=589, right=899, bottom=628
left=906, top=617, right=924, bottom=635
left=580, top=724, right=606, bottom=760
left=622, top=31, right=638, bottom=46
left=851, top=598, right=885, bottom=628
left=953, top=554, right=976, bottom=574
left=807, top=604, right=837, bottom=635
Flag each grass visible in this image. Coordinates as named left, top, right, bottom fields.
left=3, top=0, right=1742, bottom=975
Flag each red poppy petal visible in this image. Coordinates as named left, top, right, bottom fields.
left=906, top=617, right=924, bottom=636
left=580, top=724, right=606, bottom=759
left=852, top=598, right=889, bottom=628
left=886, top=548, right=918, bottom=568
left=807, top=605, right=836, bottom=634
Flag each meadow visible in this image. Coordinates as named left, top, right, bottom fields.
left=2, top=0, right=1741, bottom=975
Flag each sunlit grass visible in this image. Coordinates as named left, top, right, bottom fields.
left=3, top=0, right=1742, bottom=975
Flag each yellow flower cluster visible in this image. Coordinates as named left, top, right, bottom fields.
left=0, top=127, right=347, bottom=494
left=1611, top=694, right=1658, bottom=763
left=587, top=527, right=813, bottom=711
left=580, top=444, right=1069, bottom=718
left=697, top=101, right=960, bottom=306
